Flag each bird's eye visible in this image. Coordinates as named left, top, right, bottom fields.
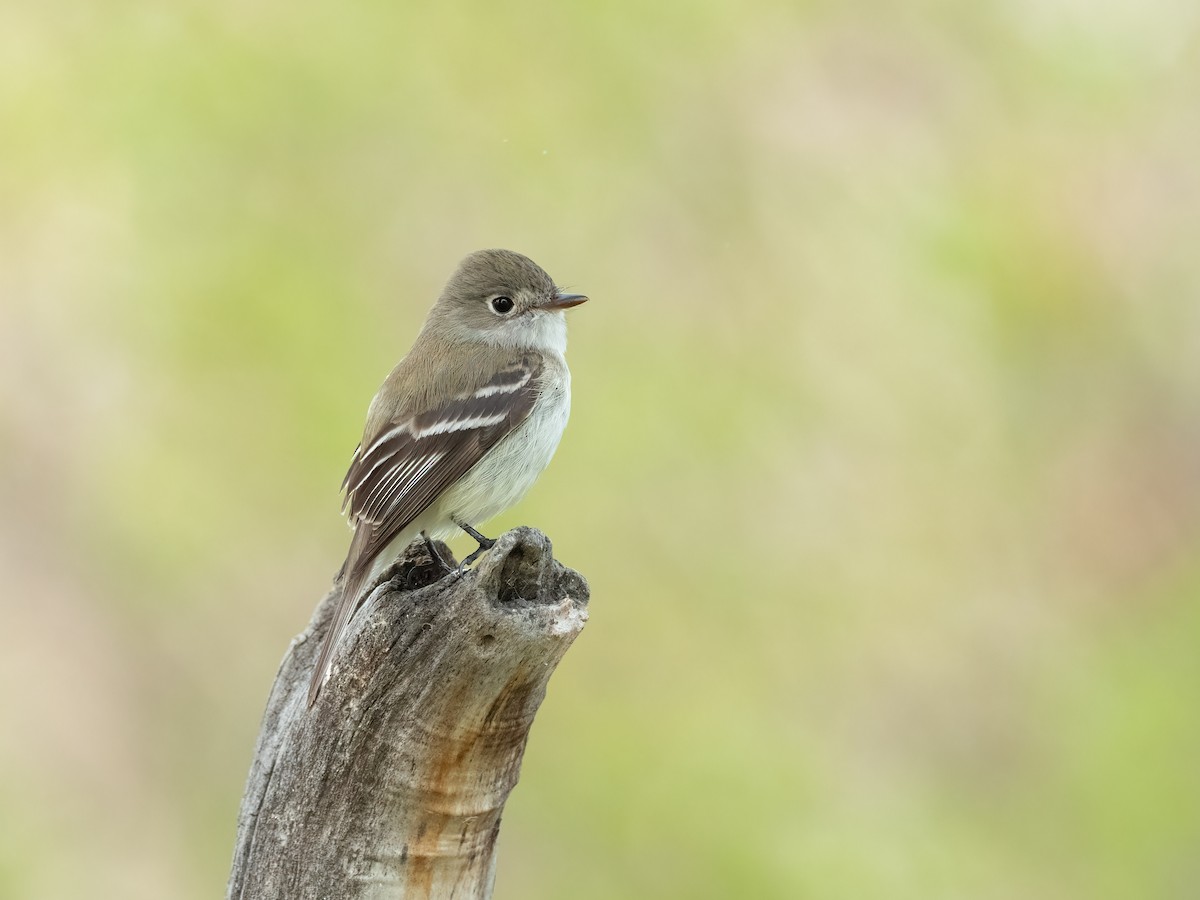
left=490, top=296, right=515, bottom=314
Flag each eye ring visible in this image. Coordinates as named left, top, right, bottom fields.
left=490, top=296, right=515, bottom=314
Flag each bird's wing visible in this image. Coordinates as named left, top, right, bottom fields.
left=308, top=354, right=542, bottom=706
left=341, top=353, right=541, bottom=561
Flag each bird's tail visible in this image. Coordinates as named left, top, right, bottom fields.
left=307, top=529, right=374, bottom=707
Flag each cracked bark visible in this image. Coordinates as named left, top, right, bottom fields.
left=227, top=527, right=589, bottom=900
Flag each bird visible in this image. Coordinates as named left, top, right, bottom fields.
left=307, top=249, right=587, bottom=706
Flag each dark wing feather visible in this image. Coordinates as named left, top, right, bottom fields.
left=342, top=355, right=540, bottom=563
left=307, top=354, right=541, bottom=706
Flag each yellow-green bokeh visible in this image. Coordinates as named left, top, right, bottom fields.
left=2, top=1, right=1199, bottom=898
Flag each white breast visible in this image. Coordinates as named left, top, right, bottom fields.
left=431, top=356, right=571, bottom=533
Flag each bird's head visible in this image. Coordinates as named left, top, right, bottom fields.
left=429, top=249, right=587, bottom=352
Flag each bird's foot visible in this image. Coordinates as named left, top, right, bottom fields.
left=421, top=533, right=455, bottom=574
left=456, top=520, right=496, bottom=568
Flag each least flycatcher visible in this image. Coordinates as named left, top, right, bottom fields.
left=308, top=249, right=587, bottom=705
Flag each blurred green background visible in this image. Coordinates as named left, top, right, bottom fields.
left=3, top=0, right=1199, bottom=897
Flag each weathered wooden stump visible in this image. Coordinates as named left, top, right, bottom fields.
left=228, top=527, right=589, bottom=900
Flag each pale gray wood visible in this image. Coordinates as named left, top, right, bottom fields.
left=228, top=527, right=589, bottom=900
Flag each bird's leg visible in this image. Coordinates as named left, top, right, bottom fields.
left=456, top=520, right=496, bottom=568
left=421, top=532, right=454, bottom=573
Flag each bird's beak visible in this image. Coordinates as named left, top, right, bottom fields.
left=540, top=292, right=588, bottom=310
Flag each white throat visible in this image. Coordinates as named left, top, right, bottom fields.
left=480, top=311, right=568, bottom=355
